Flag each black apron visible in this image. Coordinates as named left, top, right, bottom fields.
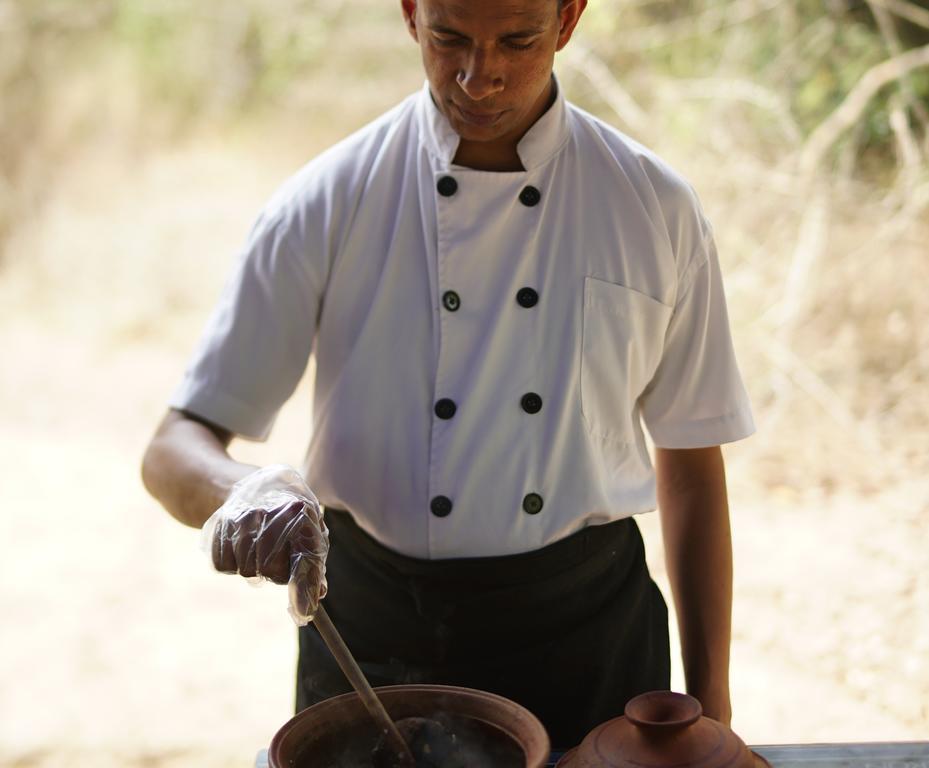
left=296, top=509, right=670, bottom=750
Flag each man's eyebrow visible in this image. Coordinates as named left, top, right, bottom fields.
left=426, top=23, right=546, bottom=38
left=501, top=27, right=546, bottom=38
left=427, top=23, right=467, bottom=35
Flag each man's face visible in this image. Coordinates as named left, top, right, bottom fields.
left=401, top=0, right=585, bottom=160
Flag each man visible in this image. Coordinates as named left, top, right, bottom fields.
left=142, top=0, right=754, bottom=750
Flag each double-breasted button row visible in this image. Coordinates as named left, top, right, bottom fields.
left=435, top=394, right=540, bottom=421
left=429, top=492, right=545, bottom=518
left=432, top=178, right=543, bottom=519
left=444, top=287, right=538, bottom=312
left=435, top=177, right=540, bottom=208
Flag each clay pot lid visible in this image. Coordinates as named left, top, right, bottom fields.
left=556, top=692, right=769, bottom=768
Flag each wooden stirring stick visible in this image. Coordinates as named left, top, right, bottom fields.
left=313, top=604, right=416, bottom=768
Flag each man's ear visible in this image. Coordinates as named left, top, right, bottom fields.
left=400, top=0, right=419, bottom=42
left=556, top=0, right=588, bottom=51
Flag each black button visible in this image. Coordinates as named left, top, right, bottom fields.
left=522, top=493, right=544, bottom=515
left=434, top=398, right=457, bottom=420
left=516, top=287, right=539, bottom=308
left=521, top=393, right=543, bottom=414
left=519, top=186, right=541, bottom=207
left=437, top=176, right=458, bottom=197
left=431, top=495, right=453, bottom=517
left=442, top=291, right=461, bottom=312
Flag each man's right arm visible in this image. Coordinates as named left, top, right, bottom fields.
left=141, top=408, right=258, bottom=529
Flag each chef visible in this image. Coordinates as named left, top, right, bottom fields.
left=141, top=0, right=755, bottom=750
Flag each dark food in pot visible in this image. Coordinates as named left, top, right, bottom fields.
left=372, top=715, right=462, bottom=767
left=297, top=712, right=525, bottom=768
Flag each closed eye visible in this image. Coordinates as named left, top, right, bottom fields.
left=431, top=30, right=466, bottom=47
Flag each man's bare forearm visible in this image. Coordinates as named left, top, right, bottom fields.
left=141, top=408, right=257, bottom=528
left=656, top=445, right=733, bottom=724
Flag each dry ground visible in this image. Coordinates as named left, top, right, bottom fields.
left=1, top=120, right=927, bottom=767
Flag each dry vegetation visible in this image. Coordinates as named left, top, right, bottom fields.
left=0, top=0, right=927, bottom=765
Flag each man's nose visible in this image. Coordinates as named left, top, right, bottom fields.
left=457, top=48, right=504, bottom=101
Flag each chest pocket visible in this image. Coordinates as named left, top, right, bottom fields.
left=581, top=276, right=672, bottom=443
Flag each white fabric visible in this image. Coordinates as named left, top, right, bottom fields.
left=171, top=80, right=755, bottom=559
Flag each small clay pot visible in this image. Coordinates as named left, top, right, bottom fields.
left=555, top=691, right=771, bottom=768
left=269, top=683, right=550, bottom=768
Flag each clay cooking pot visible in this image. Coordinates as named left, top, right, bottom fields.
left=269, top=683, right=550, bottom=768
left=556, top=691, right=771, bottom=768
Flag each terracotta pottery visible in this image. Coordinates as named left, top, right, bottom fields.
left=555, top=691, right=771, bottom=768
left=268, top=683, right=550, bottom=768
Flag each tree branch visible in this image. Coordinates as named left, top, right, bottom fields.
left=612, top=0, right=784, bottom=52
left=870, top=0, right=929, bottom=30
left=799, top=43, right=929, bottom=174
left=657, top=77, right=802, bottom=144
left=867, top=0, right=929, bottom=153
left=561, top=43, right=651, bottom=137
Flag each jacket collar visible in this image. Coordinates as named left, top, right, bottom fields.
left=418, top=76, right=570, bottom=172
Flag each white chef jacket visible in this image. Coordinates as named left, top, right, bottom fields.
left=171, top=80, right=755, bottom=559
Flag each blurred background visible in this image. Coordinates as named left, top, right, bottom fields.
left=1, top=0, right=927, bottom=765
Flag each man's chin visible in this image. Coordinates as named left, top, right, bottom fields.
left=444, top=103, right=511, bottom=138
left=453, top=125, right=502, bottom=144
left=448, top=115, right=514, bottom=144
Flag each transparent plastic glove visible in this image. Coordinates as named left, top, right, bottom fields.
left=201, top=464, right=329, bottom=626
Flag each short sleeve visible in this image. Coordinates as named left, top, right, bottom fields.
left=639, top=230, right=755, bottom=449
left=168, top=210, right=324, bottom=441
